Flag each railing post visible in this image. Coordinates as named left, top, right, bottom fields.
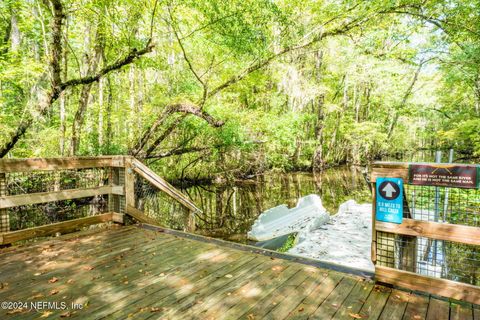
left=124, top=156, right=135, bottom=213
left=108, top=162, right=125, bottom=215
left=185, top=210, right=196, bottom=233
left=0, top=173, right=8, bottom=233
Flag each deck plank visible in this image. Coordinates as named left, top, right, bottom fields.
left=402, top=293, right=430, bottom=320
left=0, top=226, right=478, bottom=320
left=15, top=238, right=203, bottom=319
left=0, top=229, right=177, bottom=301
left=105, top=252, right=260, bottom=319
left=474, top=306, right=480, bottom=320
left=426, top=298, right=450, bottom=320
left=177, top=259, right=298, bottom=318
left=148, top=257, right=272, bottom=319
left=357, top=284, right=392, bottom=319
left=69, top=242, right=251, bottom=318
left=0, top=226, right=146, bottom=281
left=287, top=272, right=345, bottom=320
left=0, top=226, right=137, bottom=274
left=309, top=276, right=358, bottom=319
left=450, top=302, right=473, bottom=320
left=378, top=289, right=411, bottom=320
left=202, top=265, right=302, bottom=319
left=259, top=269, right=330, bottom=320
left=332, top=280, right=375, bottom=320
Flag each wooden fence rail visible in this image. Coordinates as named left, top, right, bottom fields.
left=371, top=162, right=480, bottom=304
left=0, top=156, right=200, bottom=245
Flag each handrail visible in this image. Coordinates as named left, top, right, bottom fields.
left=130, top=158, right=201, bottom=213
left=370, top=161, right=480, bottom=305
left=0, top=156, right=125, bottom=173
left=0, top=155, right=202, bottom=244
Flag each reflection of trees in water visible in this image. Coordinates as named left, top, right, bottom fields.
left=177, top=166, right=370, bottom=242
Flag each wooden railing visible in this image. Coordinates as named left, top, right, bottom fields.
left=0, top=156, right=200, bottom=245
left=371, top=162, right=480, bottom=304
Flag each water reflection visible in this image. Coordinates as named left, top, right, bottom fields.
left=179, top=166, right=371, bottom=243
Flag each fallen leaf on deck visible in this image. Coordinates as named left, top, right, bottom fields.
left=67, top=279, right=74, bottom=284
left=413, top=315, right=421, bottom=319
left=150, top=307, right=161, bottom=312
left=83, top=266, right=94, bottom=271
left=48, top=277, right=59, bottom=283
left=7, top=308, right=26, bottom=315
left=0, top=282, right=8, bottom=289
left=41, top=310, right=53, bottom=317
left=30, top=293, right=45, bottom=299
left=247, top=314, right=255, bottom=320
left=60, top=311, right=72, bottom=318
left=331, top=303, right=338, bottom=307
left=225, top=274, right=233, bottom=278
left=298, top=307, right=304, bottom=312
left=349, top=313, right=363, bottom=319
left=49, top=289, right=60, bottom=295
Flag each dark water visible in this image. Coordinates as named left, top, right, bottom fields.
left=179, top=166, right=371, bottom=242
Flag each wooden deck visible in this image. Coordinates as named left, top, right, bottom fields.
left=0, top=226, right=478, bottom=320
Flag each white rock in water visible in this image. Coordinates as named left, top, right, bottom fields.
left=289, top=199, right=374, bottom=272
left=247, top=194, right=329, bottom=242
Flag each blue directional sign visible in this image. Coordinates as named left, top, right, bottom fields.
left=376, top=177, right=403, bottom=224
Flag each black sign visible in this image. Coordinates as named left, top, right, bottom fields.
left=408, top=164, right=479, bottom=189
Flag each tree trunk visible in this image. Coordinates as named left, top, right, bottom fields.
left=105, top=76, right=113, bottom=151
left=59, top=18, right=68, bottom=156
left=128, top=65, right=136, bottom=141
left=354, top=82, right=361, bottom=122
left=10, top=14, right=21, bottom=52
left=474, top=73, right=480, bottom=116
left=70, top=23, right=103, bottom=155
left=0, top=15, right=12, bottom=56
left=328, top=73, right=348, bottom=163
left=387, top=62, right=424, bottom=139
left=351, top=81, right=361, bottom=165
left=0, top=2, right=152, bottom=158
left=312, top=50, right=325, bottom=172
left=98, top=77, right=104, bottom=147
left=364, top=82, right=371, bottom=120
left=312, top=94, right=326, bottom=172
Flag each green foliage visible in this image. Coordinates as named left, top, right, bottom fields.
left=0, top=0, right=479, bottom=179
left=439, top=119, right=480, bottom=156
left=277, top=234, right=297, bottom=253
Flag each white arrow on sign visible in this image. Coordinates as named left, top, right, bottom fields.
left=382, top=183, right=397, bottom=198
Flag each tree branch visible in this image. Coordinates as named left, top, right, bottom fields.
left=59, top=44, right=154, bottom=92
left=168, top=5, right=208, bottom=105
left=132, top=102, right=224, bottom=156
left=144, top=114, right=187, bottom=157
left=0, top=0, right=154, bottom=159
left=145, top=146, right=211, bottom=159
left=206, top=15, right=372, bottom=99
